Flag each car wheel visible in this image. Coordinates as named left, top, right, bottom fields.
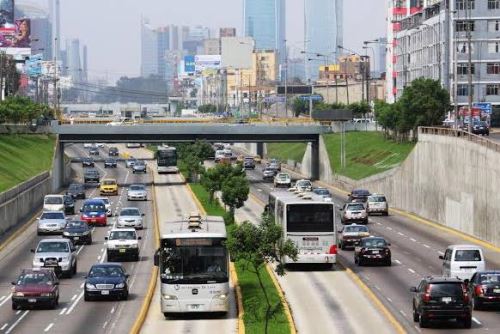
left=134, top=254, right=140, bottom=261
left=358, top=258, right=364, bottom=266
left=87, top=238, right=93, bottom=245
left=122, top=290, right=129, bottom=300
left=73, top=261, right=77, bottom=275
left=385, top=258, right=392, bottom=266
left=419, top=314, right=429, bottom=328
left=472, top=297, right=482, bottom=310
left=412, top=306, right=419, bottom=322
left=84, top=292, right=91, bottom=302
left=339, top=241, right=344, bottom=250
left=463, top=315, right=472, bottom=329
left=12, top=302, right=18, bottom=310
left=383, top=211, right=389, bottom=216
left=107, top=255, right=113, bottom=262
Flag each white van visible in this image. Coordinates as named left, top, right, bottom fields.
left=43, top=195, right=65, bottom=212
left=440, top=245, right=486, bottom=281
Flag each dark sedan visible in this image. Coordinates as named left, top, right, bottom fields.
left=348, top=189, right=371, bottom=203
left=84, top=169, right=100, bottom=184
left=108, top=147, right=119, bottom=156
left=63, top=220, right=92, bottom=245
left=104, top=158, right=117, bottom=168
left=84, top=263, right=129, bottom=301
left=471, top=121, right=490, bottom=136
left=468, top=271, right=500, bottom=309
left=11, top=268, right=59, bottom=310
left=89, top=147, right=100, bottom=155
left=63, top=195, right=75, bottom=215
left=82, top=158, right=94, bottom=167
left=66, top=183, right=86, bottom=199
left=354, top=236, right=391, bottom=266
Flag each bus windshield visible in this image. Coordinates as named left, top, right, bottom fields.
left=160, top=246, right=228, bottom=284
left=157, top=149, right=177, bottom=166
left=286, top=204, right=334, bottom=233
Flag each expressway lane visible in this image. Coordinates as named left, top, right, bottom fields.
left=0, top=144, right=155, bottom=334
left=242, top=160, right=500, bottom=333
left=141, top=168, right=237, bottom=333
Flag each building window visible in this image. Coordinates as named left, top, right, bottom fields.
left=456, top=0, right=475, bottom=10
left=486, top=84, right=500, bottom=95
left=456, top=21, right=475, bottom=32
left=487, top=63, right=500, bottom=74
left=488, top=20, right=500, bottom=31
left=488, top=0, right=500, bottom=9
left=488, top=42, right=500, bottom=53
left=457, top=64, right=475, bottom=75
left=457, top=42, right=474, bottom=53
left=457, top=84, right=469, bottom=96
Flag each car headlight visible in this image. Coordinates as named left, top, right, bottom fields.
left=86, top=283, right=96, bottom=290
left=130, top=243, right=139, bottom=248
left=41, top=292, right=53, bottom=297
left=162, top=294, right=178, bottom=300
left=115, top=283, right=125, bottom=289
left=14, top=292, right=24, bottom=297
left=63, top=232, right=70, bottom=236
left=61, top=256, right=69, bottom=262
left=99, top=213, right=105, bottom=218
left=82, top=230, right=90, bottom=235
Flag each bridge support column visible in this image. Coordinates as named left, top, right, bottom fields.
left=52, top=140, right=65, bottom=192
left=256, top=142, right=264, bottom=157
left=311, top=140, right=320, bottom=181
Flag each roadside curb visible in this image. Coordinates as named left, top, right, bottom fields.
left=264, top=264, right=297, bottom=334
left=185, top=182, right=245, bottom=334
left=129, top=169, right=160, bottom=334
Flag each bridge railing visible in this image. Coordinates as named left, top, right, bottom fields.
left=419, top=126, right=500, bottom=153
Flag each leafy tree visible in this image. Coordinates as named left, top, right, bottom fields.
left=292, top=97, right=308, bottom=117
left=201, top=162, right=245, bottom=203
left=226, top=215, right=298, bottom=334
left=198, top=104, right=217, bottom=114
left=348, top=101, right=371, bottom=117
left=221, top=175, right=249, bottom=218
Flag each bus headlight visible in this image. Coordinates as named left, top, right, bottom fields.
left=162, top=294, right=178, bottom=300
left=213, top=293, right=228, bottom=300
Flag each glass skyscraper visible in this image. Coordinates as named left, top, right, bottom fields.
left=305, top=0, right=343, bottom=81
left=244, top=0, right=286, bottom=72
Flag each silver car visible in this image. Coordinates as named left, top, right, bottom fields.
left=31, top=239, right=77, bottom=278
left=295, top=179, right=313, bottom=192
left=341, top=202, right=368, bottom=225
left=366, top=194, right=389, bottom=216
left=117, top=207, right=144, bottom=229
left=37, top=211, right=67, bottom=235
left=127, top=184, right=147, bottom=201
left=132, top=161, right=147, bottom=174
left=126, top=158, right=137, bottom=168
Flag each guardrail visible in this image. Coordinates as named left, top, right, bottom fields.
left=419, top=126, right=500, bottom=152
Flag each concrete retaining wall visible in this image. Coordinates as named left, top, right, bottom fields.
left=350, top=134, right=500, bottom=247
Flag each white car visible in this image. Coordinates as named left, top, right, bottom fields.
left=94, top=197, right=112, bottom=216
left=117, top=207, right=144, bottom=229
left=31, top=238, right=77, bottom=278
left=274, top=173, right=291, bottom=188
left=295, top=179, right=313, bottom=192
left=105, top=228, right=141, bottom=261
left=43, top=195, right=65, bottom=212
left=127, top=184, right=147, bottom=201
left=83, top=143, right=93, bottom=148
left=96, top=143, right=105, bottom=148
left=126, top=143, right=141, bottom=148
left=37, top=211, right=67, bottom=235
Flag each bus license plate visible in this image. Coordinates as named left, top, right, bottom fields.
left=101, top=290, right=109, bottom=295
left=74, top=237, right=79, bottom=240
left=28, top=299, right=37, bottom=303
left=119, top=249, right=126, bottom=253
left=189, top=304, right=200, bottom=310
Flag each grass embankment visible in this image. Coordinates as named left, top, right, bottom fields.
left=266, top=142, right=307, bottom=163
left=188, top=183, right=290, bottom=334
left=323, top=132, right=415, bottom=180
left=0, top=134, right=55, bottom=192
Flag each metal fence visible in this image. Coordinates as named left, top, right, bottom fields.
left=419, top=127, right=500, bottom=152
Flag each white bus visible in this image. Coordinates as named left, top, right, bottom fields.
left=156, top=146, right=178, bottom=174
left=266, top=190, right=337, bottom=266
left=154, top=213, right=229, bottom=316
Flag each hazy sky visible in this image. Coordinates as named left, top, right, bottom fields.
left=52, top=0, right=387, bottom=81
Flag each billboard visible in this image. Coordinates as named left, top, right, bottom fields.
left=195, top=55, right=221, bottom=71
left=184, top=55, right=195, bottom=73
left=25, top=53, right=43, bottom=76
left=0, top=10, right=32, bottom=59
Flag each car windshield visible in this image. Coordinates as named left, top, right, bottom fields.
left=82, top=203, right=105, bottom=212
left=85, top=170, right=98, bottom=175
left=102, top=180, right=116, bottom=186
left=17, top=272, right=53, bottom=285
left=37, top=242, right=69, bottom=253
left=130, top=185, right=144, bottom=191
left=41, top=212, right=65, bottom=220
left=314, top=189, right=330, bottom=196
left=347, top=203, right=365, bottom=211
left=362, top=238, right=387, bottom=248
left=345, top=225, right=369, bottom=233
left=120, top=209, right=140, bottom=216
left=278, top=174, right=289, bottom=179
left=88, top=266, right=124, bottom=278
left=135, top=161, right=145, bottom=166
left=297, top=181, right=311, bottom=187
left=109, top=230, right=136, bottom=240
left=429, top=283, right=463, bottom=297
left=45, top=197, right=63, bottom=204
left=479, top=273, right=500, bottom=283
left=454, top=249, right=482, bottom=261
left=66, top=221, right=87, bottom=229
left=368, top=196, right=386, bottom=202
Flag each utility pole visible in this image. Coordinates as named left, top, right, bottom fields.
left=53, top=37, right=58, bottom=119
left=284, top=39, right=288, bottom=118
left=466, top=0, right=473, bottom=133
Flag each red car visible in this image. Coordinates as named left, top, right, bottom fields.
left=80, top=199, right=107, bottom=226
left=11, top=268, right=59, bottom=310
left=467, top=271, right=500, bottom=309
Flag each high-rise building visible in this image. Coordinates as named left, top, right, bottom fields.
left=304, top=0, right=343, bottom=82
left=220, top=27, right=236, bottom=37
left=141, top=19, right=159, bottom=78
left=82, top=45, right=88, bottom=82
left=373, top=37, right=387, bottom=77
left=66, top=38, right=82, bottom=83
left=387, top=0, right=500, bottom=111
left=243, top=0, right=286, bottom=67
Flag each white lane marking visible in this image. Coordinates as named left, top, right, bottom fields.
left=257, top=189, right=262, bottom=192
left=101, top=248, right=105, bottom=253
left=423, top=244, right=430, bottom=249
left=397, top=232, right=405, bottom=236
left=71, top=294, right=77, bottom=301
left=408, top=268, right=416, bottom=274
left=374, top=285, right=381, bottom=291
left=0, top=324, right=7, bottom=330
left=400, top=310, right=407, bottom=317
left=410, top=238, right=417, bottom=242
left=414, top=325, right=422, bottom=333
left=100, top=250, right=106, bottom=263
left=76, top=245, right=85, bottom=256
left=80, top=283, right=84, bottom=289
left=438, top=251, right=444, bottom=256
left=44, top=323, right=54, bottom=332
left=376, top=222, right=382, bottom=225
left=102, top=321, right=108, bottom=329
left=386, top=227, right=393, bottom=231
left=0, top=296, right=5, bottom=302
left=472, top=317, right=481, bottom=325
left=394, top=259, right=402, bottom=265
left=97, top=255, right=101, bottom=261
left=387, top=297, right=393, bottom=303
left=0, top=294, right=12, bottom=307
left=110, top=306, right=115, bottom=314
left=5, top=310, right=29, bottom=334
left=59, top=308, right=67, bottom=315
left=65, top=291, right=84, bottom=315
left=15, top=311, right=20, bottom=315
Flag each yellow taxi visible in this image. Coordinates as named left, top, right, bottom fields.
left=100, top=178, right=118, bottom=196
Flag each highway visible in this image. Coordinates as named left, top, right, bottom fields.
left=0, top=143, right=155, bottom=334
left=241, top=159, right=500, bottom=334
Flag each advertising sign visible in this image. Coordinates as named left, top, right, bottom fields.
left=194, top=55, right=221, bottom=71
left=299, top=94, right=323, bottom=102
left=26, top=53, right=43, bottom=76
left=0, top=9, right=32, bottom=59
left=473, top=102, right=492, bottom=114
left=0, top=0, right=15, bottom=32
left=184, top=55, right=195, bottom=73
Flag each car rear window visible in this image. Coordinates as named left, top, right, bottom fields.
left=478, top=273, right=500, bottom=283
left=347, top=203, right=365, bottom=211
left=41, top=212, right=65, bottom=219
left=361, top=238, right=387, bottom=247
left=103, top=180, right=116, bottom=185
left=345, top=225, right=369, bottom=233
left=120, top=209, right=140, bottom=216
left=368, top=196, right=386, bottom=202
left=45, top=197, right=63, bottom=204
left=454, top=249, right=482, bottom=261
left=130, top=185, right=144, bottom=191
left=429, top=283, right=463, bottom=297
